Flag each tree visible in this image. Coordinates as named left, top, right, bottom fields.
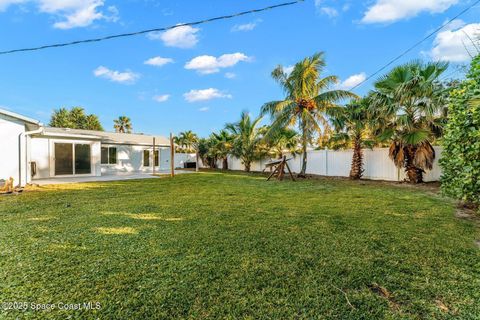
left=440, top=55, right=480, bottom=209
left=371, top=61, right=448, bottom=183
left=330, top=99, right=376, bottom=179
left=210, top=130, right=234, bottom=170
left=49, top=107, right=103, bottom=131
left=265, top=128, right=301, bottom=159
left=226, top=111, right=265, bottom=172
left=262, top=52, right=358, bottom=177
left=175, top=131, right=198, bottom=153
left=113, top=116, right=132, bottom=133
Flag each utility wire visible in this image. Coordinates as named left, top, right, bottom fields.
left=0, top=0, right=304, bottom=56
left=350, top=0, right=480, bottom=91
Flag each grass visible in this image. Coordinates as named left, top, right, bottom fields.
left=0, top=172, right=479, bottom=319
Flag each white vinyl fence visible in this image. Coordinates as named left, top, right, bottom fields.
left=207, top=147, right=443, bottom=182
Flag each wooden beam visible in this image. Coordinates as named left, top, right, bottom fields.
left=170, top=133, right=175, bottom=178
left=152, top=137, right=156, bottom=175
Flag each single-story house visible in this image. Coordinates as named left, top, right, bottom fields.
left=0, top=108, right=185, bottom=187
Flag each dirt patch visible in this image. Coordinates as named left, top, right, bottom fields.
left=368, top=283, right=401, bottom=312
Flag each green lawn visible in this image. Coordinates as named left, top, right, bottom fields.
left=0, top=172, right=479, bottom=319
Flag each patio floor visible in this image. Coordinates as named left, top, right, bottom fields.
left=32, top=170, right=192, bottom=185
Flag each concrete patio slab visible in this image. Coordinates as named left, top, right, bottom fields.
left=32, top=170, right=191, bottom=185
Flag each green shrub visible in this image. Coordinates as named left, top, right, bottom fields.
left=440, top=55, right=480, bottom=209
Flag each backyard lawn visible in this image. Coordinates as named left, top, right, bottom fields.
left=0, top=172, right=479, bottom=319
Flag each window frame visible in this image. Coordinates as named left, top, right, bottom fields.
left=101, top=146, right=118, bottom=165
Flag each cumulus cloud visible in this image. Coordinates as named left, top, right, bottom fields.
left=429, top=21, right=480, bottom=62
left=185, top=53, right=251, bottom=74
left=319, top=7, right=338, bottom=18
left=283, top=65, right=294, bottom=75
left=93, top=66, right=139, bottom=84
left=362, top=0, right=459, bottom=24
left=148, top=25, right=199, bottom=48
left=0, top=0, right=119, bottom=28
left=184, top=88, right=232, bottom=103
left=198, top=107, right=209, bottom=112
left=337, top=73, right=366, bottom=90
left=144, top=56, right=174, bottom=67
left=153, top=94, right=170, bottom=103
left=231, top=20, right=261, bottom=32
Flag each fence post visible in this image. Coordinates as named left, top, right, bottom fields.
left=325, top=147, right=329, bottom=176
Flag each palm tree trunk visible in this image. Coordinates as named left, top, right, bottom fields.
left=350, top=139, right=363, bottom=180
left=244, top=161, right=251, bottom=172
left=299, top=120, right=308, bottom=177
left=405, top=145, right=423, bottom=183
left=222, top=157, right=228, bottom=170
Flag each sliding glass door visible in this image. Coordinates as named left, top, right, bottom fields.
left=54, top=143, right=91, bottom=176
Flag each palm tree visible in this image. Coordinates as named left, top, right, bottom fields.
left=176, top=131, right=198, bottom=153
left=371, top=61, right=448, bottom=183
left=114, top=116, right=132, bottom=133
left=330, top=99, right=376, bottom=179
left=226, top=111, right=265, bottom=172
left=262, top=52, right=358, bottom=176
left=265, top=128, right=301, bottom=159
left=210, top=130, right=234, bottom=170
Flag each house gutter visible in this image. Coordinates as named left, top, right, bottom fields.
left=19, top=126, right=44, bottom=187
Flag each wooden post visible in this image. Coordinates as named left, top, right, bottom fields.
left=196, top=150, right=199, bottom=172
left=152, top=137, right=156, bottom=175
left=170, top=133, right=175, bottom=177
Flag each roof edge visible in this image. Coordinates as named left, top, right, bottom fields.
left=0, top=108, right=42, bottom=126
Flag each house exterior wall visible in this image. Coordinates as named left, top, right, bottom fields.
left=30, top=137, right=101, bottom=179
left=100, top=145, right=173, bottom=174
left=0, top=114, right=25, bottom=185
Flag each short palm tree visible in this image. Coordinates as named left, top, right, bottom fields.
left=226, top=111, right=265, bottom=172
left=371, top=61, right=448, bottom=183
left=176, top=131, right=198, bottom=153
left=330, top=99, right=376, bottom=179
left=114, top=116, right=132, bottom=133
left=210, top=130, right=234, bottom=170
left=265, top=127, right=301, bottom=159
left=261, top=52, right=358, bottom=176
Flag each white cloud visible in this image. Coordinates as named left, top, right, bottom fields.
left=0, top=0, right=26, bottom=11
left=362, top=0, right=459, bottom=24
left=0, top=0, right=118, bottom=28
left=225, top=72, right=236, bottom=79
left=319, top=6, right=338, bottom=18
left=185, top=53, right=251, bottom=74
left=184, top=88, right=232, bottom=103
left=199, top=107, right=209, bottom=112
left=144, top=56, right=174, bottom=67
left=430, top=21, right=480, bottom=62
left=231, top=20, right=261, bottom=32
left=93, top=66, right=139, bottom=84
left=148, top=25, right=199, bottom=48
left=153, top=94, right=170, bottom=103
left=337, top=72, right=366, bottom=90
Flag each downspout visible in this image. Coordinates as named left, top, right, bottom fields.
left=19, top=126, right=44, bottom=187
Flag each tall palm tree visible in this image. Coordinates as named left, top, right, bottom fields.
left=210, top=130, right=234, bottom=170
left=226, top=111, right=265, bottom=172
left=330, top=99, right=376, bottom=179
left=371, top=61, right=448, bottom=183
left=114, top=116, right=132, bottom=133
left=262, top=52, right=358, bottom=176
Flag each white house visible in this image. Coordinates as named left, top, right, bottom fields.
left=0, top=108, right=180, bottom=187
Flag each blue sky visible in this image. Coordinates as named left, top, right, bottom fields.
left=0, top=0, right=479, bottom=137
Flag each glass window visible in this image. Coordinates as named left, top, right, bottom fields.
left=109, top=147, right=117, bottom=164
left=101, top=147, right=108, bottom=164
left=143, top=150, right=150, bottom=167
left=154, top=150, right=159, bottom=167
left=75, top=144, right=91, bottom=174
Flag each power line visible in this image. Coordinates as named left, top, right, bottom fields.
left=0, top=0, right=304, bottom=56
left=350, top=0, right=480, bottom=91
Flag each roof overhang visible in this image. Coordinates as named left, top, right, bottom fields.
left=0, top=108, right=42, bottom=126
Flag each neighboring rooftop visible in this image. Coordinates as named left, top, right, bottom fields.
left=0, top=108, right=42, bottom=126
